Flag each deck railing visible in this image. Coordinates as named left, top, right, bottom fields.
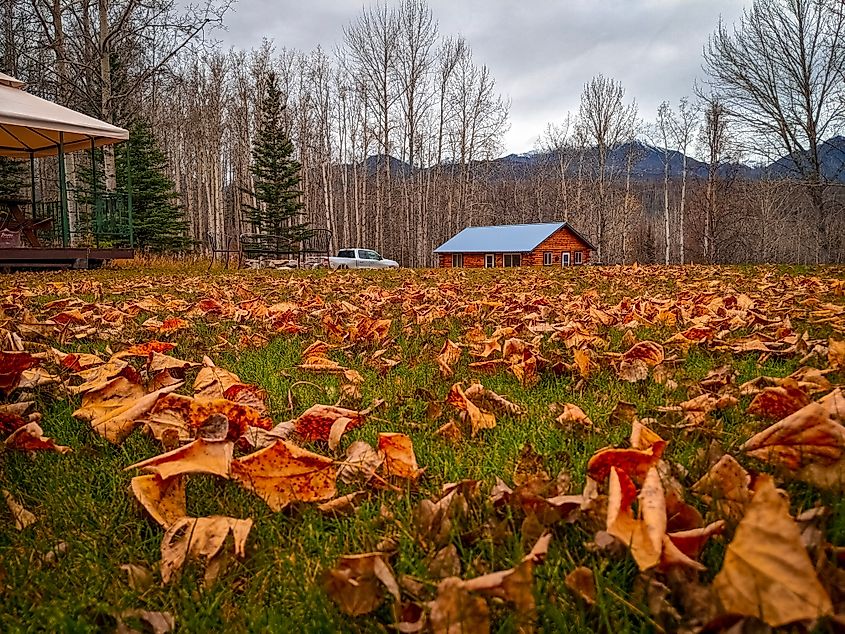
left=33, top=191, right=133, bottom=248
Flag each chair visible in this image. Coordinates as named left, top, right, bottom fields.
left=206, top=232, right=239, bottom=272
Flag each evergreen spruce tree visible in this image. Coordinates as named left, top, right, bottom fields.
left=115, top=121, right=189, bottom=251
left=0, top=157, right=26, bottom=199
left=243, top=72, right=308, bottom=239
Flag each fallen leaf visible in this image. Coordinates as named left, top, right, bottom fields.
left=606, top=466, right=665, bottom=571
left=554, top=403, right=594, bottom=430
left=4, top=422, right=71, bottom=454
left=0, top=351, right=38, bottom=394
left=829, top=338, right=845, bottom=370
left=746, top=380, right=810, bottom=421
left=323, top=552, right=400, bottom=616
left=116, top=609, right=175, bottom=634
left=447, top=383, right=496, bottom=436
left=2, top=489, right=36, bottom=530
left=691, top=454, right=751, bottom=523
left=126, top=438, right=233, bottom=480
left=144, top=394, right=262, bottom=442
left=120, top=563, right=154, bottom=592
left=130, top=474, right=186, bottom=528
left=623, top=341, right=665, bottom=367
left=713, top=476, right=832, bottom=626
left=231, top=440, right=336, bottom=511
left=565, top=566, right=597, bottom=605
left=337, top=440, right=384, bottom=485
left=160, top=515, right=252, bottom=585
left=437, top=340, right=462, bottom=377
left=378, top=432, right=423, bottom=480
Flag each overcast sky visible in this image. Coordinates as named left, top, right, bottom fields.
left=218, top=0, right=752, bottom=155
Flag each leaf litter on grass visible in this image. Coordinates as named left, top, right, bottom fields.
left=0, top=265, right=843, bottom=630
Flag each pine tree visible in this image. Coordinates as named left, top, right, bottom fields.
left=0, top=157, right=26, bottom=199
left=243, top=72, right=309, bottom=240
left=115, top=121, right=189, bottom=251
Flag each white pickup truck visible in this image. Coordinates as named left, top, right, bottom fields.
left=327, top=248, right=399, bottom=270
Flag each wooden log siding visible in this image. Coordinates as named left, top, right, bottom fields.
left=438, top=226, right=591, bottom=268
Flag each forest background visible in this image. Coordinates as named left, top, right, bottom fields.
left=2, top=0, right=844, bottom=265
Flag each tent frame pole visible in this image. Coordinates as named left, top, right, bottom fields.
left=91, top=138, right=99, bottom=248
left=29, top=153, right=35, bottom=220
left=58, top=132, right=69, bottom=248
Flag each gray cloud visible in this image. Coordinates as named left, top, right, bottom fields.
left=218, top=0, right=751, bottom=153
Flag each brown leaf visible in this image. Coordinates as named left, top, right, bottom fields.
left=230, top=440, right=336, bottom=511
left=0, top=351, right=39, bottom=394
left=160, top=515, right=252, bottom=585
left=119, top=563, right=154, bottom=592
left=573, top=348, right=592, bottom=379
left=437, top=340, right=462, bottom=377
left=429, top=577, right=489, bottom=634
left=378, top=432, right=422, bottom=480
left=565, top=566, right=597, bottom=605
left=193, top=360, right=241, bottom=399
left=554, top=403, right=594, bottom=430
left=713, top=476, right=832, bottom=627
left=829, top=338, right=845, bottom=370
left=73, top=376, right=145, bottom=422
left=623, top=341, right=665, bottom=367
left=462, top=383, right=522, bottom=417
left=606, top=466, right=665, bottom=571
left=323, top=552, right=400, bottom=616
left=337, top=440, right=384, bottom=485
left=147, top=352, right=198, bottom=374
left=294, top=403, right=373, bottom=442
left=428, top=544, right=462, bottom=579
left=144, top=394, right=262, bottom=442
left=746, top=380, right=810, bottom=421
left=4, top=422, right=71, bottom=454
left=446, top=383, right=496, bottom=436
left=691, top=454, right=751, bottom=523
left=130, top=474, right=186, bottom=528
left=618, top=359, right=648, bottom=382
left=126, top=438, right=233, bottom=480
left=2, top=489, right=36, bottom=530
left=741, top=389, right=845, bottom=488
left=116, top=609, right=175, bottom=634
left=317, top=491, right=367, bottom=516
left=81, top=382, right=184, bottom=444
left=587, top=443, right=665, bottom=483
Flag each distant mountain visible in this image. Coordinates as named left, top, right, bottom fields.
left=354, top=136, right=845, bottom=183
left=768, top=136, right=845, bottom=181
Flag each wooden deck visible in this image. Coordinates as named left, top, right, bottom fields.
left=0, top=248, right=134, bottom=270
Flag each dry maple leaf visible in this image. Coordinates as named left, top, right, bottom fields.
left=130, top=474, right=186, bottom=528
left=618, top=359, right=649, bottom=383
left=147, top=352, right=198, bottom=374
left=0, top=351, right=39, bottom=394
left=829, top=338, right=845, bottom=370
left=378, top=432, right=423, bottom=480
left=746, top=380, right=810, bottom=421
left=429, top=576, right=489, bottom=634
left=115, top=341, right=176, bottom=358
left=2, top=489, right=36, bottom=530
left=554, top=403, right=594, bottom=430
left=293, top=402, right=380, bottom=444
left=623, top=341, right=665, bottom=367
left=437, top=339, right=462, bottom=377
left=4, top=422, right=71, bottom=454
left=741, top=389, right=845, bottom=488
left=565, top=566, right=597, bottom=605
left=573, top=348, right=592, bottom=379
left=691, top=454, right=752, bottom=523
left=322, top=552, right=400, bottom=616
left=160, top=515, right=252, bottom=585
left=713, top=476, right=832, bottom=627
left=126, top=438, right=233, bottom=480
left=73, top=376, right=145, bottom=422
left=463, top=383, right=522, bottom=417
left=606, top=466, right=665, bottom=571
left=193, top=359, right=242, bottom=399
left=82, top=382, right=184, bottom=445
left=144, top=394, right=263, bottom=442
left=586, top=442, right=666, bottom=483
left=230, top=440, right=336, bottom=511
left=446, top=383, right=496, bottom=437
left=116, top=609, right=175, bottom=634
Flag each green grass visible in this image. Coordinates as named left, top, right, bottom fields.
left=1, top=264, right=844, bottom=632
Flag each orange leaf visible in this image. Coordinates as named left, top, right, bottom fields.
left=126, top=438, right=233, bottom=479
left=231, top=440, right=336, bottom=511
left=378, top=432, right=422, bottom=480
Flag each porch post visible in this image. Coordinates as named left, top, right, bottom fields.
left=57, top=132, right=70, bottom=247
left=125, top=141, right=134, bottom=249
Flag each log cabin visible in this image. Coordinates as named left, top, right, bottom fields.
left=434, top=221, right=595, bottom=268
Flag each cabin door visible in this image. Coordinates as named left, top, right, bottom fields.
left=562, top=252, right=571, bottom=267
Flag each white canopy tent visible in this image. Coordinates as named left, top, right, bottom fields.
left=0, top=72, right=128, bottom=158
left=0, top=72, right=132, bottom=252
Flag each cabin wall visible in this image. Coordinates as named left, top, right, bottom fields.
left=525, top=228, right=591, bottom=266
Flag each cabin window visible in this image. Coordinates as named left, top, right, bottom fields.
left=562, top=252, right=571, bottom=266
left=485, top=254, right=495, bottom=268
left=543, top=252, right=552, bottom=266
left=574, top=251, right=583, bottom=264
left=452, top=253, right=463, bottom=268
left=503, top=253, right=521, bottom=267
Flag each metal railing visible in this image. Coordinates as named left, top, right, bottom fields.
left=33, top=191, right=133, bottom=248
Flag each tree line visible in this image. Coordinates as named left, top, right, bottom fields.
left=2, top=0, right=843, bottom=264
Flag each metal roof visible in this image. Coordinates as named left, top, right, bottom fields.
left=433, top=221, right=595, bottom=253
